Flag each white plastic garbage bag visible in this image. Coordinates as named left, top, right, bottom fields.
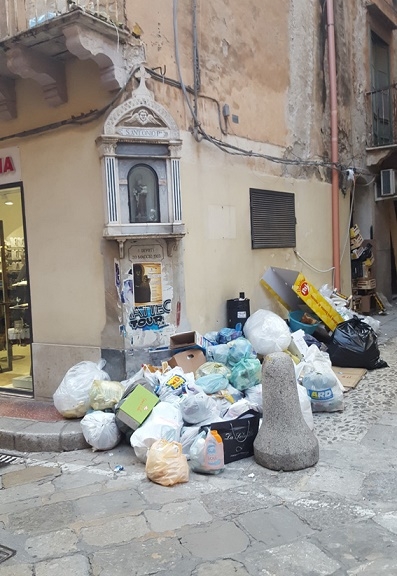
left=130, top=402, right=183, bottom=463
left=244, top=384, right=263, bottom=413
left=180, top=425, right=201, bottom=456
left=223, top=398, right=258, bottom=420
left=243, top=310, right=291, bottom=356
left=53, top=360, right=110, bottom=418
left=180, top=391, right=220, bottom=425
left=80, top=411, right=121, bottom=451
left=297, top=383, right=314, bottom=430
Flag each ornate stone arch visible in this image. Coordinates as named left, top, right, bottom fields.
left=97, top=65, right=184, bottom=252
left=103, top=65, right=180, bottom=141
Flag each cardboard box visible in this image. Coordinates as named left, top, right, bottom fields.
left=168, top=349, right=207, bottom=374
left=261, top=267, right=344, bottom=331
left=170, top=331, right=209, bottom=351
left=117, top=384, right=159, bottom=431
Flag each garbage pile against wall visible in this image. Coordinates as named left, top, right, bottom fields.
left=52, top=268, right=388, bottom=484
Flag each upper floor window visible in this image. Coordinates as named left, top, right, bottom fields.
left=128, top=164, right=160, bottom=223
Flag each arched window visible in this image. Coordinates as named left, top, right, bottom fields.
left=128, top=164, right=160, bottom=223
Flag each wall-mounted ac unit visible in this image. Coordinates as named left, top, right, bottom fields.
left=380, top=169, right=397, bottom=198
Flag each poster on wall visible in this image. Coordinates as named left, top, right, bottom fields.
left=133, top=262, right=162, bottom=306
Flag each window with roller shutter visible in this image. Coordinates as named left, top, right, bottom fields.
left=250, top=188, right=296, bottom=249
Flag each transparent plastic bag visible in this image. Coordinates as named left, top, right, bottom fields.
left=53, top=360, right=110, bottom=418
left=243, top=310, right=291, bottom=356
left=80, top=411, right=121, bottom=451
left=146, top=439, right=189, bottom=486
left=206, top=344, right=229, bottom=365
left=89, top=380, right=124, bottom=410
left=302, top=370, right=344, bottom=413
left=189, top=429, right=224, bottom=474
left=195, top=362, right=231, bottom=380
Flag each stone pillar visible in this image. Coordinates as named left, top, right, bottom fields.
left=254, top=351, right=319, bottom=471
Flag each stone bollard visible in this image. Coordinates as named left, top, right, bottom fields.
left=254, top=351, right=319, bottom=471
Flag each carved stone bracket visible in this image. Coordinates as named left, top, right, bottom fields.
left=0, top=77, right=16, bottom=120
left=63, top=24, right=145, bottom=92
left=6, top=46, right=67, bottom=107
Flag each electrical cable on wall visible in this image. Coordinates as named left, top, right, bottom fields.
left=0, top=8, right=369, bottom=181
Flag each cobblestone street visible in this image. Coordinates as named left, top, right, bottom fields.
left=0, top=324, right=396, bottom=575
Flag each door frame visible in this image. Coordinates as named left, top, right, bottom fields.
left=0, top=181, right=33, bottom=396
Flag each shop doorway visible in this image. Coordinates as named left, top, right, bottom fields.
left=0, top=185, right=32, bottom=394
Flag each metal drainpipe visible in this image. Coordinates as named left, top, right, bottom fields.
left=326, top=0, right=341, bottom=289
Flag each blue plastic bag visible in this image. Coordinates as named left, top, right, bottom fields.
left=195, top=373, right=229, bottom=394
left=218, top=327, right=242, bottom=344
left=227, top=337, right=255, bottom=367
left=206, top=344, right=230, bottom=364
left=229, top=358, right=261, bottom=391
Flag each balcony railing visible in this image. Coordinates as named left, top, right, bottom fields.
left=0, top=0, right=124, bottom=40
left=366, top=84, right=397, bottom=148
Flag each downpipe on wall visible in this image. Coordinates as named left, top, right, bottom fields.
left=326, top=0, right=341, bottom=290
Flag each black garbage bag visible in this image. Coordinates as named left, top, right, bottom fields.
left=328, top=318, right=388, bottom=370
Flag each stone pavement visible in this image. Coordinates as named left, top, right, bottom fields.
left=0, top=324, right=397, bottom=575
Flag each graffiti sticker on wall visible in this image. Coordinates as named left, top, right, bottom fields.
left=129, top=298, right=171, bottom=331
left=133, top=262, right=162, bottom=306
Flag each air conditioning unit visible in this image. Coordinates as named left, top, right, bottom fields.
left=380, top=169, right=397, bottom=197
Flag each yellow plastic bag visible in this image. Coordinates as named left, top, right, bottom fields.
left=145, top=439, right=189, bottom=486
left=89, top=380, right=124, bottom=410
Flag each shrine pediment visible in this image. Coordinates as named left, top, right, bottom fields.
left=103, top=65, right=180, bottom=142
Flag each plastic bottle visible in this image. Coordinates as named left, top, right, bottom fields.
left=204, top=430, right=224, bottom=474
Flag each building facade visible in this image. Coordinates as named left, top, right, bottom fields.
left=0, top=0, right=388, bottom=399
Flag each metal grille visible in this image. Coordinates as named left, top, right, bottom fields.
left=0, top=545, right=16, bottom=564
left=250, top=188, right=296, bottom=249
left=1, top=0, right=123, bottom=39
left=0, top=453, right=22, bottom=467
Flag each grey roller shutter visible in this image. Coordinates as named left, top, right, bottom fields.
left=250, top=189, right=296, bottom=249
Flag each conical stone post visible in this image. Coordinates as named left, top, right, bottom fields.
left=254, top=351, right=319, bottom=471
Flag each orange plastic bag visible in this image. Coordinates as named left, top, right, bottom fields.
left=145, top=439, right=189, bottom=486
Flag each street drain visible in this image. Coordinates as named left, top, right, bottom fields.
left=0, top=453, right=22, bottom=467
left=0, top=545, right=16, bottom=564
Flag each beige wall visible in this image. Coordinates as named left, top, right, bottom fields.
left=0, top=1, right=355, bottom=396
left=180, top=134, right=351, bottom=333
left=130, top=0, right=290, bottom=145
left=1, top=60, right=109, bottom=348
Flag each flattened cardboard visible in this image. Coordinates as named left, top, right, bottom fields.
left=332, top=366, right=367, bottom=390
left=117, top=384, right=159, bottom=431
left=168, top=349, right=206, bottom=374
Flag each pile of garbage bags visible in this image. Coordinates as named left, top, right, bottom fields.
left=52, top=305, right=387, bottom=486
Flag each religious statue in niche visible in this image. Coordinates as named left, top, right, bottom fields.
left=133, top=177, right=148, bottom=221
left=128, top=164, right=160, bottom=223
